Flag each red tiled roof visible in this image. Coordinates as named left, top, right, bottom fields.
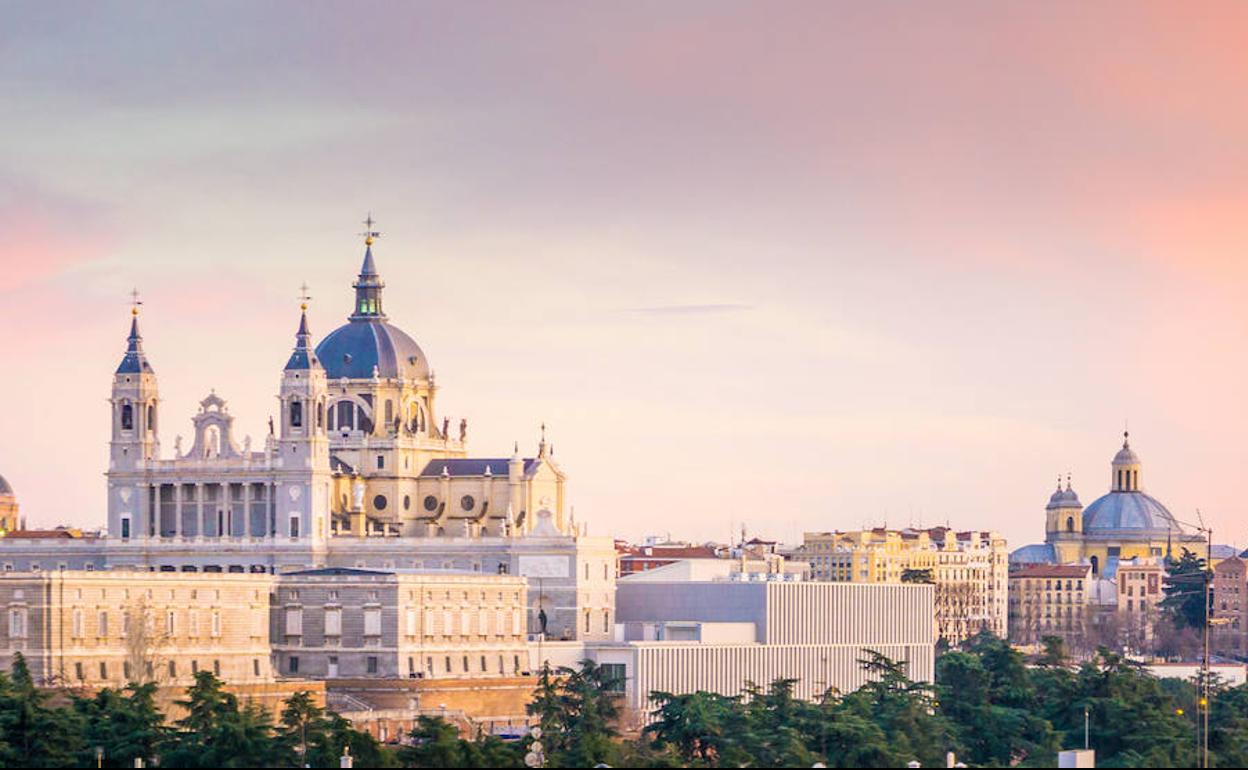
left=1010, top=564, right=1090, bottom=579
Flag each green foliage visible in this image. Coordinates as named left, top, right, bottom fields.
left=1162, top=548, right=1210, bottom=631
left=397, top=715, right=519, bottom=768
left=901, top=568, right=935, bottom=584
left=525, top=659, right=622, bottom=768
left=71, top=683, right=165, bottom=768
left=0, top=643, right=1247, bottom=767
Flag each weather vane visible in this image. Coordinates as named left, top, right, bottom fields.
left=298, top=282, right=312, bottom=311
left=129, top=288, right=143, bottom=315
left=360, top=212, right=381, bottom=245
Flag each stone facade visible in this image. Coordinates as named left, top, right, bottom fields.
left=1007, top=564, right=1091, bottom=647
left=0, top=571, right=273, bottom=688
left=271, top=568, right=529, bottom=680
left=1213, top=556, right=1247, bottom=658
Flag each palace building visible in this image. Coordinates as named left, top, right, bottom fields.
left=0, top=225, right=616, bottom=644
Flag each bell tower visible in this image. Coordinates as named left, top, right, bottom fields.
left=276, top=290, right=332, bottom=547
left=110, top=298, right=160, bottom=471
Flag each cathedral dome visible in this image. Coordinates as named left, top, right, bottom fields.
left=314, top=236, right=431, bottom=382
left=1081, top=491, right=1179, bottom=537
left=1082, top=432, right=1180, bottom=537
left=316, top=320, right=429, bottom=381
left=0, top=475, right=11, bottom=497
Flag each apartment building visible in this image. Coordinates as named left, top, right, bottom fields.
left=798, top=527, right=1008, bottom=643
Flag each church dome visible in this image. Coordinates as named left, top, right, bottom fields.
left=314, top=236, right=431, bottom=382
left=1082, top=491, right=1179, bottom=537
left=1082, top=433, right=1181, bottom=538
left=317, top=320, right=430, bottom=381
left=0, top=475, right=11, bottom=497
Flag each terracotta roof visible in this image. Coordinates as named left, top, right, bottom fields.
left=1, top=528, right=94, bottom=540
left=619, top=546, right=720, bottom=560
left=1010, top=564, right=1090, bottom=579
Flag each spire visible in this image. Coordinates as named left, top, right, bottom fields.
left=350, top=213, right=387, bottom=321
left=285, top=285, right=321, bottom=371
left=116, top=292, right=154, bottom=375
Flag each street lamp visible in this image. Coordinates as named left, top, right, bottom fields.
left=525, top=726, right=545, bottom=768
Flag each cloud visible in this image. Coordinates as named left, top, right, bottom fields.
left=624, top=304, right=755, bottom=316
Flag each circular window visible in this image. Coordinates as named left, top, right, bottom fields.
left=403, top=495, right=412, bottom=511
left=373, top=495, right=388, bottom=511
left=423, top=495, right=439, bottom=512
left=461, top=495, right=476, bottom=512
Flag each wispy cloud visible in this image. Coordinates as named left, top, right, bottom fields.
left=624, top=303, right=755, bottom=316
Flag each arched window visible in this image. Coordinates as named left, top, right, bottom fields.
left=146, top=404, right=156, bottom=433
left=121, top=403, right=134, bottom=431
left=1090, top=556, right=1100, bottom=576
left=317, top=402, right=324, bottom=430
left=336, top=401, right=355, bottom=430
left=290, top=401, right=303, bottom=429
left=1066, top=517, right=1075, bottom=533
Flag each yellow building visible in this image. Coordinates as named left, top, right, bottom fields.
left=798, top=527, right=1008, bottom=644
left=1008, top=564, right=1092, bottom=646
left=1012, top=433, right=1203, bottom=578
left=0, top=475, right=17, bottom=534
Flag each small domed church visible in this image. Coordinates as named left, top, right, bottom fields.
left=1012, top=433, right=1205, bottom=577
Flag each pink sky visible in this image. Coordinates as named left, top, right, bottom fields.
left=2, top=2, right=1248, bottom=550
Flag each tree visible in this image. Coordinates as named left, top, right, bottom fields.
left=399, top=716, right=471, bottom=768
left=72, top=683, right=165, bottom=768
left=279, top=691, right=328, bottom=767
left=163, top=671, right=284, bottom=768
left=936, top=641, right=1057, bottom=766
left=901, top=568, right=934, bottom=584
left=524, top=659, right=622, bottom=767
left=645, top=691, right=740, bottom=765
left=1162, top=549, right=1209, bottom=631
left=0, top=653, right=86, bottom=767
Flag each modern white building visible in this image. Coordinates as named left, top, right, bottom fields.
left=535, top=579, right=935, bottom=720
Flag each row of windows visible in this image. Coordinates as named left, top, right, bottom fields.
left=72, top=658, right=262, bottom=682
left=69, top=608, right=230, bottom=639
left=288, top=652, right=526, bottom=677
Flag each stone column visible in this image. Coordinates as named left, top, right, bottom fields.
left=242, top=482, right=252, bottom=538
left=195, top=483, right=205, bottom=539
left=224, top=482, right=233, bottom=538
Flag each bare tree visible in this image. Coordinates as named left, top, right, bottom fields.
left=124, top=595, right=172, bottom=685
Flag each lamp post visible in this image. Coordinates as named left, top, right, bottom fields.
left=1170, top=513, right=1214, bottom=769
left=525, top=726, right=545, bottom=768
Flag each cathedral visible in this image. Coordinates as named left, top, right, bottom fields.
left=1011, top=433, right=1205, bottom=577
left=0, top=226, right=617, bottom=642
